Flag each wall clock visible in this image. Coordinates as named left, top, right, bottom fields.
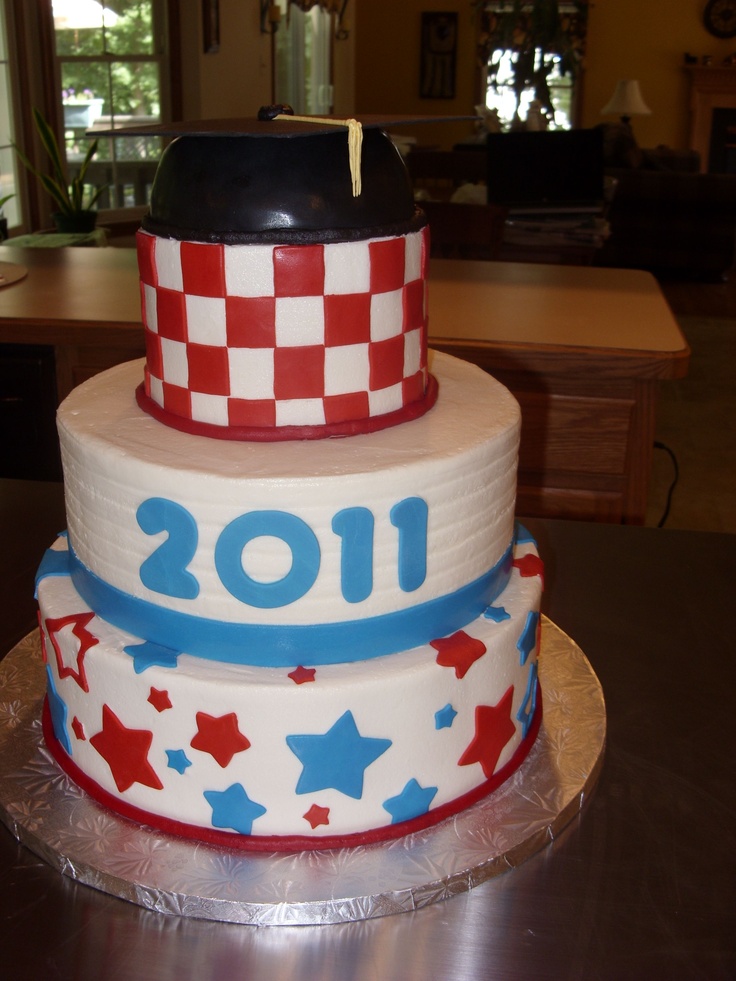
left=703, top=0, right=736, bottom=38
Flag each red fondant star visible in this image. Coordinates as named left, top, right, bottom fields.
left=288, top=665, right=317, bottom=685
left=72, top=716, right=86, bottom=741
left=90, top=705, right=163, bottom=793
left=190, top=712, right=251, bottom=767
left=37, top=611, right=48, bottom=664
left=148, top=687, right=172, bottom=712
left=513, top=553, right=545, bottom=585
left=44, top=611, right=99, bottom=692
left=303, top=804, right=330, bottom=829
left=431, top=630, right=487, bottom=679
left=458, top=686, right=516, bottom=779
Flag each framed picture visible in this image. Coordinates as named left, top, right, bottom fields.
left=203, top=0, right=220, bottom=54
left=420, top=12, right=457, bottom=99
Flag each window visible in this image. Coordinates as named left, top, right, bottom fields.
left=476, top=1, right=587, bottom=131
left=274, top=0, right=333, bottom=116
left=52, top=0, right=170, bottom=208
left=0, top=2, right=19, bottom=230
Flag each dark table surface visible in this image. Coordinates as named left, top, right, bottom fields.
left=1, top=478, right=734, bottom=981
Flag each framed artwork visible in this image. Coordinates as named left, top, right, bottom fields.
left=420, top=12, right=457, bottom=99
left=203, top=0, right=220, bottom=54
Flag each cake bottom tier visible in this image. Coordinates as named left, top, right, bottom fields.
left=37, top=531, right=543, bottom=848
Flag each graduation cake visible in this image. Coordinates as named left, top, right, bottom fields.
left=35, top=113, right=543, bottom=849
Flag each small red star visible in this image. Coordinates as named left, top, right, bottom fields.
left=303, top=804, right=330, bottom=829
left=90, top=705, right=163, bottom=793
left=72, top=716, right=86, bottom=741
left=513, top=553, right=545, bottom=585
left=288, top=665, right=316, bottom=685
left=431, top=630, right=487, bottom=679
left=148, top=687, right=172, bottom=712
left=44, top=611, right=99, bottom=692
left=458, top=686, right=516, bottom=779
left=190, top=711, right=251, bottom=767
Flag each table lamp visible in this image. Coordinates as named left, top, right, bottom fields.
left=601, top=80, right=651, bottom=126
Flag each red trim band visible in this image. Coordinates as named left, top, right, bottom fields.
left=42, top=686, right=542, bottom=853
left=135, top=374, right=439, bottom=442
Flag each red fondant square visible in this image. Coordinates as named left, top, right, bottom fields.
left=226, top=296, right=277, bottom=347
left=228, top=398, right=277, bottom=428
left=273, top=245, right=325, bottom=297
left=161, top=381, right=192, bottom=419
left=420, top=225, right=430, bottom=278
left=369, top=335, right=405, bottom=390
left=136, top=230, right=157, bottom=286
left=403, top=369, right=426, bottom=404
left=187, top=344, right=230, bottom=395
left=156, top=288, right=188, bottom=342
left=369, top=238, right=405, bottom=294
left=144, top=330, right=163, bottom=378
left=402, top=280, right=425, bottom=332
left=324, top=293, right=371, bottom=346
left=180, top=242, right=226, bottom=297
left=274, top=346, right=325, bottom=399
left=324, top=391, right=370, bottom=424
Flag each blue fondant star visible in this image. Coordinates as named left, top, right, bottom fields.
left=383, top=778, right=438, bottom=824
left=514, top=522, right=535, bottom=545
left=286, top=710, right=392, bottom=799
left=484, top=604, right=511, bottom=623
left=124, top=640, right=181, bottom=674
left=517, top=610, right=539, bottom=665
left=45, top=666, right=72, bottom=755
left=166, top=749, right=192, bottom=774
left=435, top=703, right=457, bottom=729
left=203, top=783, right=267, bottom=835
left=517, top=661, right=539, bottom=738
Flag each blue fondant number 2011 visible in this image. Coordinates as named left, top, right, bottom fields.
left=136, top=497, right=428, bottom=609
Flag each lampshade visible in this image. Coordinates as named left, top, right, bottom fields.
left=601, top=80, right=652, bottom=119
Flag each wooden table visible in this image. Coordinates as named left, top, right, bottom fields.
left=0, top=247, right=689, bottom=522
left=2, top=478, right=734, bottom=980
left=428, top=259, right=690, bottom=523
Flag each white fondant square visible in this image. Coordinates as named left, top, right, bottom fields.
left=154, top=238, right=183, bottom=292
left=184, top=295, right=227, bottom=346
left=275, top=296, right=325, bottom=346
left=370, top=289, right=404, bottom=341
left=323, top=240, right=371, bottom=294
left=190, top=391, right=230, bottom=426
left=224, top=245, right=275, bottom=298
left=324, top=343, right=370, bottom=395
left=276, top=398, right=326, bottom=426
left=403, top=328, right=422, bottom=376
left=148, top=373, right=164, bottom=404
left=143, top=283, right=158, bottom=333
left=368, top=381, right=404, bottom=415
left=404, top=231, right=423, bottom=284
left=228, top=347, right=275, bottom=399
left=160, top=337, right=189, bottom=388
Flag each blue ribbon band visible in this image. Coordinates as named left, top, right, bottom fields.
left=40, top=542, right=513, bottom=667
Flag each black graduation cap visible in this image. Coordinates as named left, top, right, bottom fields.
left=97, top=108, right=474, bottom=244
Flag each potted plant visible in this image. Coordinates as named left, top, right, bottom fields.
left=14, top=107, right=106, bottom=233
left=0, top=193, right=13, bottom=240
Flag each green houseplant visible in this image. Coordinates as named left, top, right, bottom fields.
left=15, top=107, right=106, bottom=233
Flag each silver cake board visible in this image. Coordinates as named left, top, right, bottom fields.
left=0, top=617, right=605, bottom=925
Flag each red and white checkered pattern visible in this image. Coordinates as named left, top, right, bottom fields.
left=136, top=227, right=430, bottom=435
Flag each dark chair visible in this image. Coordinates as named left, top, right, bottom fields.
left=419, top=200, right=507, bottom=260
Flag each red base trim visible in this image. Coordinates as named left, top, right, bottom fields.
left=42, top=686, right=542, bottom=853
left=135, top=374, right=439, bottom=442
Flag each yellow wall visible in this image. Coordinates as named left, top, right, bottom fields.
left=179, top=0, right=736, bottom=151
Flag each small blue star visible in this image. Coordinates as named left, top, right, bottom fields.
left=124, top=640, right=181, bottom=674
left=45, top=667, right=71, bottom=755
left=517, top=610, right=539, bottom=665
left=517, top=661, right=539, bottom=738
left=286, top=710, right=392, bottom=799
left=484, top=604, right=511, bottom=623
left=435, top=703, right=457, bottom=729
left=383, top=779, right=438, bottom=824
left=514, top=522, right=535, bottom=545
left=203, top=783, right=267, bottom=835
left=166, top=749, right=192, bottom=774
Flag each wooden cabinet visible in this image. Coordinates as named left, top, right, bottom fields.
left=0, top=344, right=61, bottom=480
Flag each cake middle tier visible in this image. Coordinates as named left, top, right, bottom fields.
left=56, top=351, right=520, bottom=666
